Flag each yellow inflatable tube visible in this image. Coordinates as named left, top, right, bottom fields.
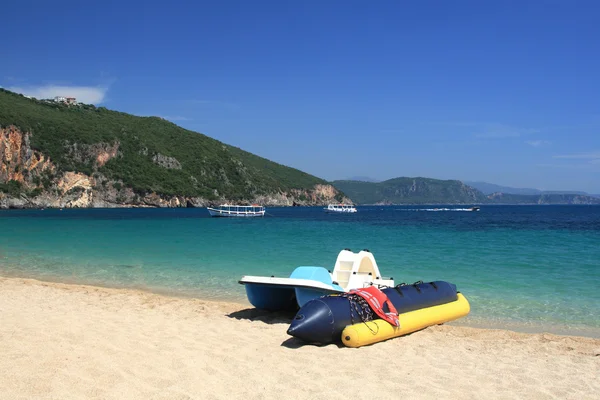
left=342, top=293, right=470, bottom=348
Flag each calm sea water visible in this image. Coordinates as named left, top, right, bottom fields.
left=1, top=205, right=599, bottom=337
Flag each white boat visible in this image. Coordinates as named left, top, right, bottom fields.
left=239, top=249, right=394, bottom=310
left=324, top=203, right=357, bottom=213
left=207, top=204, right=265, bottom=217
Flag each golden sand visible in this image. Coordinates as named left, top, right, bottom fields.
left=1, top=276, right=599, bottom=400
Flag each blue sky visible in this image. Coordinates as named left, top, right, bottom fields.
left=2, top=1, right=600, bottom=193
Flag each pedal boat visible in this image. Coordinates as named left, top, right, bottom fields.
left=238, top=249, right=394, bottom=311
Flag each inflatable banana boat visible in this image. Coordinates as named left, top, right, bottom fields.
left=287, top=280, right=470, bottom=347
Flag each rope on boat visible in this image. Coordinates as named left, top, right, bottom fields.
left=338, top=280, right=431, bottom=335
left=338, top=292, right=379, bottom=335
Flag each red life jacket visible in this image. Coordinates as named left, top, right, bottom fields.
left=349, top=286, right=400, bottom=327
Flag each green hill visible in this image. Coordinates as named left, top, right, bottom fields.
left=0, top=89, right=346, bottom=208
left=332, top=177, right=487, bottom=205
left=333, top=178, right=600, bottom=205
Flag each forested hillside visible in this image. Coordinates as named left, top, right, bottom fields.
left=0, top=89, right=346, bottom=208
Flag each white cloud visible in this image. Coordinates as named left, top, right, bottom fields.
left=526, top=140, right=551, bottom=147
left=553, top=152, right=600, bottom=160
left=536, top=163, right=595, bottom=169
left=426, top=121, right=543, bottom=139
left=474, top=123, right=539, bottom=138
left=7, top=84, right=108, bottom=104
left=552, top=151, right=600, bottom=167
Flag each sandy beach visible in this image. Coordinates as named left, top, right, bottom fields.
left=1, top=276, right=599, bottom=400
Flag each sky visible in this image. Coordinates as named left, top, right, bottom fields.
left=2, top=1, right=600, bottom=193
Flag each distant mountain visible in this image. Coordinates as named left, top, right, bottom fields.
left=331, top=177, right=486, bottom=205
left=332, top=177, right=600, bottom=205
left=465, top=181, right=591, bottom=196
left=543, top=190, right=590, bottom=195
left=464, top=181, right=542, bottom=195
left=487, top=193, right=600, bottom=205
left=342, top=176, right=381, bottom=183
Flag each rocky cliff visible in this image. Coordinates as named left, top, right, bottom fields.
left=0, top=126, right=348, bottom=209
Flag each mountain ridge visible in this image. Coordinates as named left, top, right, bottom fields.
left=464, top=180, right=596, bottom=197
left=331, top=177, right=487, bottom=205
left=333, top=178, right=600, bottom=205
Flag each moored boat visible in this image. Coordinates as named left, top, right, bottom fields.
left=324, top=204, right=357, bottom=213
left=207, top=204, right=265, bottom=217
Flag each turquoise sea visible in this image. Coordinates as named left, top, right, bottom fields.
left=1, top=205, right=599, bottom=338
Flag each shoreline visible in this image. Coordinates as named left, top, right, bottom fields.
left=1, top=276, right=599, bottom=399
left=2, top=272, right=599, bottom=340
left=2, top=203, right=600, bottom=211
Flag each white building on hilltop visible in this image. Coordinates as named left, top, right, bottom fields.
left=53, top=96, right=77, bottom=105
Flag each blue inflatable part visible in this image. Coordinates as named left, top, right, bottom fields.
left=287, top=281, right=458, bottom=344
left=386, top=281, right=457, bottom=314
left=287, top=295, right=357, bottom=344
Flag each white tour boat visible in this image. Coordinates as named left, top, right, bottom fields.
left=324, top=203, right=358, bottom=213
left=207, top=204, right=265, bottom=217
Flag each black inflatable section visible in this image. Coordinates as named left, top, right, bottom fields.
left=286, top=281, right=458, bottom=344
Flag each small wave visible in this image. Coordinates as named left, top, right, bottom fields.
left=401, top=208, right=478, bottom=212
